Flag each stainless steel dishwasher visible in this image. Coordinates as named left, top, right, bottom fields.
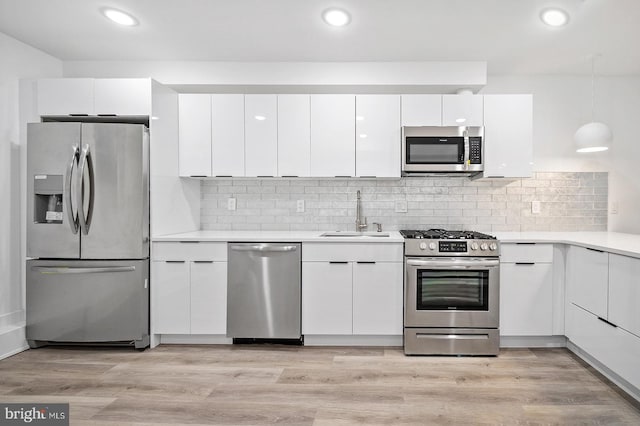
left=227, top=243, right=301, bottom=341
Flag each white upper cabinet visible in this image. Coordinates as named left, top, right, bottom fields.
left=245, top=95, right=278, bottom=177
left=481, top=95, right=533, bottom=178
left=355, top=95, right=401, bottom=177
left=400, top=95, right=442, bottom=126
left=37, top=78, right=151, bottom=116
left=93, top=78, right=151, bottom=116
left=178, top=94, right=212, bottom=177
left=277, top=95, right=311, bottom=177
left=37, top=78, right=94, bottom=116
left=211, top=94, right=245, bottom=176
left=310, top=95, right=355, bottom=177
left=442, top=94, right=483, bottom=126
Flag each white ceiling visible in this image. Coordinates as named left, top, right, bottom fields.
left=1, top=0, right=639, bottom=75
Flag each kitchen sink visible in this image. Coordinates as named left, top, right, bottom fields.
left=320, top=231, right=390, bottom=237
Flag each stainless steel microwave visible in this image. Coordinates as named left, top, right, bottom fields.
left=402, top=126, right=484, bottom=174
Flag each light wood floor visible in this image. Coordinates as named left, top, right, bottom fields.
left=1, top=345, right=639, bottom=425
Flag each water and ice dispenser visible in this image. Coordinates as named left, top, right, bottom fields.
left=33, top=175, right=63, bottom=224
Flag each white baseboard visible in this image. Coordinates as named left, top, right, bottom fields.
left=500, top=335, right=567, bottom=348
left=304, top=335, right=403, bottom=346
left=0, top=325, right=28, bottom=360
left=568, top=341, right=640, bottom=403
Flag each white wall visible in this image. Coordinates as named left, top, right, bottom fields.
left=482, top=75, right=640, bottom=233
left=0, top=31, right=61, bottom=357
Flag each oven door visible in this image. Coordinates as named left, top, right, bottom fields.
left=404, top=257, right=499, bottom=328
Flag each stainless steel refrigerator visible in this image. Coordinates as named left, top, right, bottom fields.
left=26, top=122, right=150, bottom=349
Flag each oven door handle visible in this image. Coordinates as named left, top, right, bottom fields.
left=406, top=259, right=499, bottom=268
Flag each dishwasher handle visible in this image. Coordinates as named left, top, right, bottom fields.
left=229, top=244, right=298, bottom=253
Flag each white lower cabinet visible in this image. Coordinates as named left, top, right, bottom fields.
left=302, top=242, right=403, bottom=336
left=566, top=245, right=609, bottom=318
left=302, top=262, right=353, bottom=335
left=608, top=253, right=640, bottom=338
left=567, top=303, right=640, bottom=391
left=153, top=261, right=190, bottom=334
left=500, top=263, right=553, bottom=336
left=190, top=261, right=227, bottom=334
left=499, top=243, right=554, bottom=336
left=152, top=242, right=227, bottom=335
left=352, top=262, right=403, bottom=335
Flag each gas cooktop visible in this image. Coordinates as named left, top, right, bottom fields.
left=400, top=229, right=499, bottom=257
left=399, top=229, right=497, bottom=240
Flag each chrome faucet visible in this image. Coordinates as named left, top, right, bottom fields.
left=355, top=190, right=368, bottom=232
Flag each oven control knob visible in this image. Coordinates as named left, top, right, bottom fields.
left=489, top=243, right=498, bottom=251
left=480, top=243, right=489, bottom=251
left=419, top=242, right=427, bottom=250
left=428, top=242, right=437, bottom=250
left=470, top=242, right=479, bottom=251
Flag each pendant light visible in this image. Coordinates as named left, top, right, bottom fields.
left=574, top=55, right=612, bottom=153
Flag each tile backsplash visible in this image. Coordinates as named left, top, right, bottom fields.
left=200, top=172, right=608, bottom=232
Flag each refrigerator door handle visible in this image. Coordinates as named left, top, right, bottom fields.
left=77, top=144, right=95, bottom=235
left=65, top=145, right=80, bottom=234
left=31, top=266, right=136, bottom=274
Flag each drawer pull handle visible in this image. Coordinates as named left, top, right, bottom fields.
left=357, top=261, right=376, bottom=264
left=165, top=260, right=185, bottom=263
left=586, top=247, right=604, bottom=253
left=515, top=262, right=535, bottom=265
left=597, top=317, right=617, bottom=328
left=329, top=261, right=349, bottom=264
left=516, top=242, right=536, bottom=245
left=193, top=260, right=214, bottom=263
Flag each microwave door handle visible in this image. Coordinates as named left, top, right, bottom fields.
left=463, top=129, right=470, bottom=171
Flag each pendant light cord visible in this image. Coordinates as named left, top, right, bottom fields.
left=591, top=55, right=595, bottom=121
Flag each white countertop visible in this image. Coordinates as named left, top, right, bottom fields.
left=153, top=230, right=405, bottom=243
left=494, top=232, right=640, bottom=259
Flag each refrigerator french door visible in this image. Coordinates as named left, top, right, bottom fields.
left=26, top=122, right=150, bottom=349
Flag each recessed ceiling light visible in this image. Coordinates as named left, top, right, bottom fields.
left=322, top=8, right=351, bottom=27
left=101, top=8, right=139, bottom=26
left=540, top=8, right=569, bottom=27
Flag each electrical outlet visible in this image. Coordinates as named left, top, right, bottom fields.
left=296, top=199, right=305, bottom=213
left=227, top=197, right=236, bottom=211
left=531, top=200, right=541, bottom=214
left=395, top=200, right=408, bottom=213
left=610, top=202, right=618, bottom=215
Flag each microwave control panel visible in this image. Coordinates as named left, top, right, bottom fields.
left=469, top=137, right=482, bottom=164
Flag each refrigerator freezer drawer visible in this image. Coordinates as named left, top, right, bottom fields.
left=26, top=259, right=149, bottom=348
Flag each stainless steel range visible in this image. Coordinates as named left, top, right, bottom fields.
left=401, top=229, right=500, bottom=356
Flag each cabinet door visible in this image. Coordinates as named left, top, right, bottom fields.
left=500, top=263, right=553, bottom=336
left=178, top=94, right=212, bottom=177
left=94, top=78, right=151, bottom=116
left=482, top=95, right=533, bottom=178
left=400, top=95, right=441, bottom=126
left=566, top=246, right=609, bottom=319
left=353, top=262, right=403, bottom=335
left=310, top=95, right=355, bottom=177
left=245, top=95, right=278, bottom=176
left=277, top=95, right=311, bottom=177
left=191, top=261, right=227, bottom=334
left=609, top=254, right=640, bottom=337
left=152, top=261, right=190, bottom=334
left=355, top=95, right=401, bottom=177
left=211, top=94, right=245, bottom=176
left=442, top=95, right=483, bottom=126
left=37, top=78, right=94, bottom=116
left=302, top=262, right=352, bottom=334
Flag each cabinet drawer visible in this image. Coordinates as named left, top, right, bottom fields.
left=152, top=242, right=227, bottom=261
left=302, top=243, right=403, bottom=262
left=500, top=243, right=553, bottom=263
